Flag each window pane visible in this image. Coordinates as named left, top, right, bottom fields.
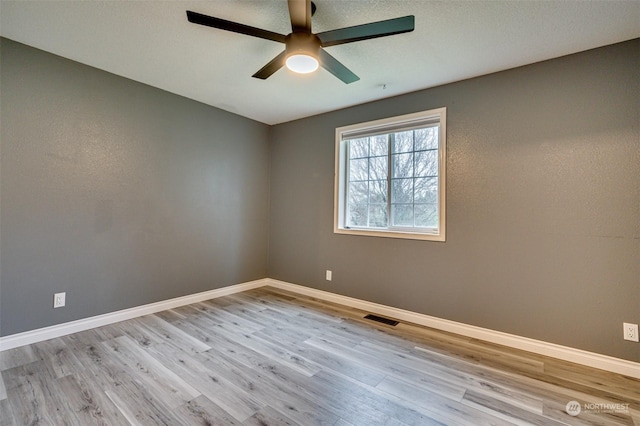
left=369, top=156, right=388, bottom=180
left=349, top=158, right=368, bottom=181
left=348, top=181, right=368, bottom=205
left=414, top=177, right=438, bottom=203
left=415, top=127, right=439, bottom=151
left=348, top=204, right=368, bottom=227
left=415, top=203, right=438, bottom=228
left=392, top=178, right=413, bottom=203
left=349, top=138, right=369, bottom=158
left=392, top=131, right=413, bottom=153
left=370, top=135, right=388, bottom=156
left=369, top=180, right=387, bottom=204
left=414, top=150, right=438, bottom=177
left=392, top=153, right=413, bottom=178
left=368, top=205, right=388, bottom=227
left=392, top=204, right=413, bottom=227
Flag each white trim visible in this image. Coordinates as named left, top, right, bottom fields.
left=333, top=227, right=445, bottom=241
left=2, top=277, right=638, bottom=379
left=0, top=279, right=268, bottom=351
left=265, top=279, right=640, bottom=379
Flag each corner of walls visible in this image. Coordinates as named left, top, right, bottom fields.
left=265, top=125, right=276, bottom=279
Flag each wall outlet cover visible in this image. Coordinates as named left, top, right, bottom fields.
left=623, top=323, right=639, bottom=342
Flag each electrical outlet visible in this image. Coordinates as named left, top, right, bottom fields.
left=326, top=270, right=332, bottom=281
left=53, top=292, right=66, bottom=308
left=623, top=323, right=639, bottom=342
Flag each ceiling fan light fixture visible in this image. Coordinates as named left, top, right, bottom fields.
left=284, top=32, right=321, bottom=74
left=285, top=53, right=319, bottom=74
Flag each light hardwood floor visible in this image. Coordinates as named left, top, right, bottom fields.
left=1, top=286, right=639, bottom=425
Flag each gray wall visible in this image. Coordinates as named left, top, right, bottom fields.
left=268, top=39, right=640, bottom=362
left=0, top=38, right=270, bottom=336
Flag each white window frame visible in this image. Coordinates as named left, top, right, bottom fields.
left=334, top=107, right=446, bottom=241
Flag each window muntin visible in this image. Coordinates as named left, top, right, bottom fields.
left=335, top=108, right=446, bottom=241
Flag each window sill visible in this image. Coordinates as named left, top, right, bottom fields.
left=334, top=227, right=445, bottom=242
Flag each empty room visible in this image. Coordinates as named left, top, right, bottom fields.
left=1, top=0, right=639, bottom=424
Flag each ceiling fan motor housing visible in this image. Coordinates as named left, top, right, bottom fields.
left=285, top=32, right=321, bottom=59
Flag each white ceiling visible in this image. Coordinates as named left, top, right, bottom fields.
left=1, top=1, right=639, bottom=125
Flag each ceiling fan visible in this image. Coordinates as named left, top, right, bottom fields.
left=186, top=0, right=414, bottom=84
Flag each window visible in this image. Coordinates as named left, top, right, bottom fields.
left=334, top=108, right=446, bottom=241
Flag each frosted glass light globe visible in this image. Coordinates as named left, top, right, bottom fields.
left=286, top=54, right=319, bottom=74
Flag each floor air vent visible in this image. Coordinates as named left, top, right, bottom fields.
left=364, top=314, right=399, bottom=326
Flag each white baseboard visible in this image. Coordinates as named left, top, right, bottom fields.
left=265, top=279, right=640, bottom=379
left=2, top=277, right=638, bottom=379
left=0, top=279, right=268, bottom=351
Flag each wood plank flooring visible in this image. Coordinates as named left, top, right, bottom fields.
left=1, top=286, right=639, bottom=425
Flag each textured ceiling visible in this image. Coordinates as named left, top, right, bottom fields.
left=1, top=1, right=639, bottom=125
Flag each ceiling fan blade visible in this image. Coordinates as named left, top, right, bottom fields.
left=318, top=49, right=359, bottom=84
left=317, top=15, right=414, bottom=47
left=252, top=51, right=287, bottom=80
left=287, top=0, right=312, bottom=32
left=186, top=11, right=287, bottom=43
